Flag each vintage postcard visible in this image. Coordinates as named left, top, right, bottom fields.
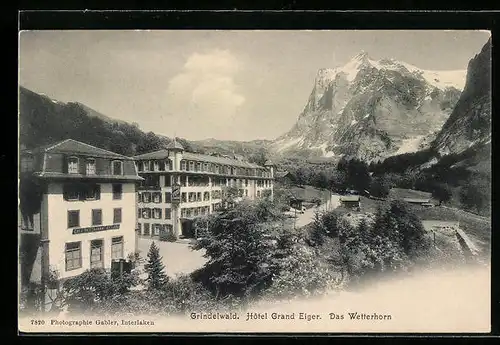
left=18, top=29, right=491, bottom=334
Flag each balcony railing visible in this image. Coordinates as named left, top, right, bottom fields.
left=138, top=185, right=162, bottom=191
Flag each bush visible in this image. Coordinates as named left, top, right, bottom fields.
left=266, top=243, right=340, bottom=299
left=369, top=177, right=391, bottom=198
left=61, top=267, right=140, bottom=314
left=431, top=183, right=453, bottom=205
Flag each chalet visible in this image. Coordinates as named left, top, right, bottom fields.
left=340, top=195, right=361, bottom=211
left=274, top=171, right=293, bottom=185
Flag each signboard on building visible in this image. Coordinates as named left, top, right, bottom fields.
left=172, top=183, right=181, bottom=204
left=72, top=224, right=120, bottom=235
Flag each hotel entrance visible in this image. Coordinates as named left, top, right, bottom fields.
left=180, top=218, right=195, bottom=238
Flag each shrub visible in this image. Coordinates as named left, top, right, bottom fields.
left=266, top=243, right=339, bottom=299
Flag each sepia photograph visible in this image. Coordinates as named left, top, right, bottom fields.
left=18, top=29, right=491, bottom=333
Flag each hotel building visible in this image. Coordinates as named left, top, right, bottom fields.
left=18, top=139, right=143, bottom=287
left=134, top=140, right=275, bottom=239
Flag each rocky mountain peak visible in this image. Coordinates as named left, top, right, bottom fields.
left=272, top=52, right=466, bottom=161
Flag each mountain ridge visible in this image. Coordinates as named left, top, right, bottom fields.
left=272, top=52, right=466, bottom=161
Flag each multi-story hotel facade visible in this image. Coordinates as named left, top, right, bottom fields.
left=134, top=140, right=275, bottom=239
left=19, top=139, right=143, bottom=286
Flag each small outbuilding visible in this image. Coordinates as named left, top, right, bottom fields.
left=340, top=195, right=361, bottom=211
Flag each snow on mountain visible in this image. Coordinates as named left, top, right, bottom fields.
left=319, top=51, right=466, bottom=92
left=272, top=51, right=465, bottom=161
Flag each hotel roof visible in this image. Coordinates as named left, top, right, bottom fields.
left=134, top=149, right=265, bottom=169
left=29, top=139, right=131, bottom=160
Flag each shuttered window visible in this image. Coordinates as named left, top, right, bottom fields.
left=65, top=242, right=82, bottom=271
left=67, top=210, right=80, bottom=228
left=92, top=209, right=102, bottom=226
left=113, top=208, right=122, bottom=224
left=90, top=239, right=104, bottom=269
left=111, top=236, right=124, bottom=260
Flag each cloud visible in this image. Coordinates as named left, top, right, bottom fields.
left=167, top=49, right=245, bottom=136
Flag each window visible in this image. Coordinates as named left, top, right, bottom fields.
left=64, top=184, right=80, bottom=201
left=245, top=189, right=248, bottom=197
left=67, top=210, right=80, bottom=228
left=138, top=208, right=142, bottom=219
left=180, top=176, right=187, bottom=187
left=65, top=242, right=82, bottom=271
left=142, top=161, right=149, bottom=172
left=68, top=157, right=79, bottom=174
left=197, top=192, right=202, bottom=202
left=164, top=175, right=171, bottom=187
left=180, top=160, right=186, bottom=171
left=86, top=158, right=96, bottom=175
left=92, top=209, right=102, bottom=226
left=153, top=208, right=162, bottom=219
left=111, top=236, right=124, bottom=260
left=181, top=192, right=187, bottom=202
left=153, top=161, right=159, bottom=171
left=21, top=155, right=34, bottom=172
left=245, top=179, right=248, bottom=187
left=197, top=162, right=202, bottom=171
left=85, top=184, right=100, bottom=200
left=204, top=163, right=208, bottom=171
left=188, top=161, right=194, bottom=171
left=113, top=208, right=122, bottom=224
left=113, top=184, right=123, bottom=200
left=142, top=192, right=151, bottom=203
left=203, top=192, right=210, bottom=201
left=153, top=192, right=162, bottom=203
left=153, top=224, right=161, bottom=236
left=165, top=192, right=172, bottom=203
left=142, top=208, right=151, bottom=219
left=112, top=160, right=123, bottom=175
left=90, top=239, right=104, bottom=269
left=143, top=223, right=150, bottom=236
left=165, top=208, right=171, bottom=219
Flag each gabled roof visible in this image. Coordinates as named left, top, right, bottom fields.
left=134, top=149, right=170, bottom=160
left=32, top=139, right=130, bottom=160
left=340, top=195, right=361, bottom=202
left=403, top=198, right=431, bottom=203
left=275, top=171, right=290, bottom=178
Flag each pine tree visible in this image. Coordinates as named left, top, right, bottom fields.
left=144, top=242, right=168, bottom=290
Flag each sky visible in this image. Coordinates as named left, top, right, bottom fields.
left=19, top=30, right=491, bottom=142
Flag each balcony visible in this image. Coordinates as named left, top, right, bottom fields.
left=138, top=184, right=162, bottom=191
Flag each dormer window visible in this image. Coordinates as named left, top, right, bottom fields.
left=86, top=158, right=96, bottom=175
left=68, top=157, right=79, bottom=174
left=112, top=160, right=123, bottom=175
